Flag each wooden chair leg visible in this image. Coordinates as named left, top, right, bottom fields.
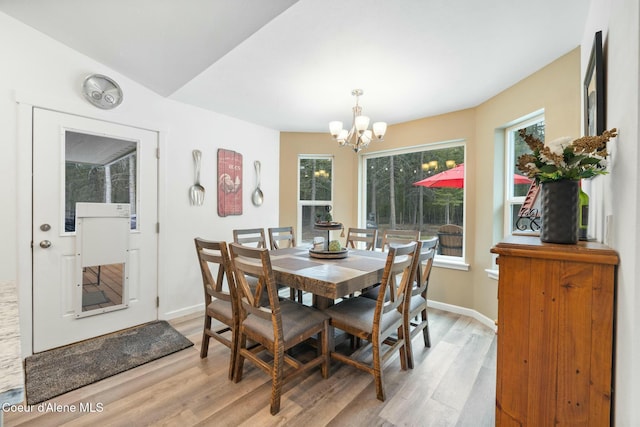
left=233, top=334, right=246, bottom=383
left=398, top=326, right=408, bottom=371
left=228, top=323, right=239, bottom=381
left=423, top=310, right=431, bottom=348
left=372, top=340, right=385, bottom=401
left=403, top=320, right=415, bottom=370
left=200, top=315, right=211, bottom=358
left=270, top=347, right=285, bottom=415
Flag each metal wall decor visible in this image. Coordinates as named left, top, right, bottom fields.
left=82, top=74, right=123, bottom=109
left=515, top=183, right=541, bottom=233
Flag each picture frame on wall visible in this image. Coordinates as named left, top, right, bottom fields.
left=584, top=30, right=604, bottom=136
left=217, top=149, right=243, bottom=217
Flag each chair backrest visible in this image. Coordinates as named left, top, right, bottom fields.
left=194, top=238, right=235, bottom=305
left=380, top=229, right=420, bottom=251
left=413, top=237, right=438, bottom=298
left=268, top=226, right=296, bottom=250
left=228, top=243, right=282, bottom=339
left=375, top=241, right=422, bottom=318
left=233, top=228, right=267, bottom=248
left=437, top=224, right=463, bottom=256
left=345, top=227, right=377, bottom=251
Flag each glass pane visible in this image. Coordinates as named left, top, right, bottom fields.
left=300, top=205, right=333, bottom=244
left=299, top=158, right=332, bottom=201
left=65, top=131, right=137, bottom=231
left=510, top=188, right=542, bottom=234
left=81, top=263, right=124, bottom=312
left=511, top=121, right=544, bottom=197
left=365, top=145, right=465, bottom=256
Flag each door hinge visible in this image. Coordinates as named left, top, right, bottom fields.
left=156, top=296, right=159, bottom=308
left=156, top=147, right=160, bottom=159
left=156, top=222, right=160, bottom=233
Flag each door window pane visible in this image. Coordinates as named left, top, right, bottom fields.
left=65, top=131, right=138, bottom=231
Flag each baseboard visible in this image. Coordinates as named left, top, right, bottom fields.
left=162, top=300, right=498, bottom=332
left=428, top=300, right=497, bottom=332
left=162, top=303, right=204, bottom=321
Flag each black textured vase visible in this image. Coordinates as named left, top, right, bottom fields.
left=540, top=180, right=579, bottom=244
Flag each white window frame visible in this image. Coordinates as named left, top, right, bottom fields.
left=297, top=155, right=334, bottom=244
left=504, top=113, right=545, bottom=237
left=359, top=141, right=469, bottom=271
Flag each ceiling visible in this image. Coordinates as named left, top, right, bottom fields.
left=0, top=0, right=590, bottom=132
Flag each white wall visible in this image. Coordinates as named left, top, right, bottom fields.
left=583, top=0, right=640, bottom=424
left=0, top=11, right=280, bottom=355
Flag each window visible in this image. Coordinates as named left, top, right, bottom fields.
left=298, top=156, right=333, bottom=244
left=362, top=141, right=465, bottom=260
left=64, top=131, right=138, bottom=232
left=504, top=115, right=545, bottom=235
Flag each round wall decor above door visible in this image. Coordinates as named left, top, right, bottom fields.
left=82, top=74, right=123, bottom=109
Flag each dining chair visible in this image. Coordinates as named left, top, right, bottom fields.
left=323, top=241, right=421, bottom=401
left=228, top=242, right=330, bottom=415
left=232, top=228, right=267, bottom=248
left=344, top=227, right=379, bottom=304
left=268, top=226, right=296, bottom=250
left=380, top=229, right=420, bottom=251
left=267, top=226, right=303, bottom=302
left=345, top=227, right=378, bottom=251
left=403, top=237, right=438, bottom=369
left=194, top=238, right=238, bottom=380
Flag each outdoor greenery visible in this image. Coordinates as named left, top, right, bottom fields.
left=299, top=158, right=332, bottom=201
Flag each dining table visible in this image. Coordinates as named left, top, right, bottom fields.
left=268, top=246, right=388, bottom=310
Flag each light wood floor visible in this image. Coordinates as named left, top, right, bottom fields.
left=5, top=308, right=496, bottom=427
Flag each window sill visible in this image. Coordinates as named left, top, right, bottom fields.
left=434, top=257, right=470, bottom=271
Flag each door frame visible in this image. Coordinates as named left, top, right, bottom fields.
left=15, top=92, right=168, bottom=356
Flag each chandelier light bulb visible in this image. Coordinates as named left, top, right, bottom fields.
left=373, top=122, right=387, bottom=140
left=361, top=130, right=372, bottom=144
left=355, top=115, right=370, bottom=133
left=329, top=121, right=343, bottom=138
left=337, top=129, right=348, bottom=143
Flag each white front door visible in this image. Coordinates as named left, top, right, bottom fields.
left=32, top=108, right=159, bottom=352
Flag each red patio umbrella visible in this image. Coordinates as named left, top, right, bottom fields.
left=412, top=163, right=531, bottom=188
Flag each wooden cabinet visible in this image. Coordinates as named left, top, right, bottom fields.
left=491, top=235, right=618, bottom=426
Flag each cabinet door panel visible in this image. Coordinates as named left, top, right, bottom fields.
left=497, top=256, right=531, bottom=424
left=526, top=258, right=560, bottom=426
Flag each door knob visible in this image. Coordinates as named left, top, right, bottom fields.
left=39, top=240, right=52, bottom=249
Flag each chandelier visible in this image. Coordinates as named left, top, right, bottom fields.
left=329, top=89, right=387, bottom=153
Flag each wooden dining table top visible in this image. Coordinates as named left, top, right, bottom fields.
left=269, top=247, right=388, bottom=304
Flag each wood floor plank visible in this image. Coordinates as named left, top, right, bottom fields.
left=4, top=309, right=497, bottom=427
left=431, top=324, right=495, bottom=412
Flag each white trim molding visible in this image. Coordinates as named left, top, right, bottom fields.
left=428, top=299, right=497, bottom=332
